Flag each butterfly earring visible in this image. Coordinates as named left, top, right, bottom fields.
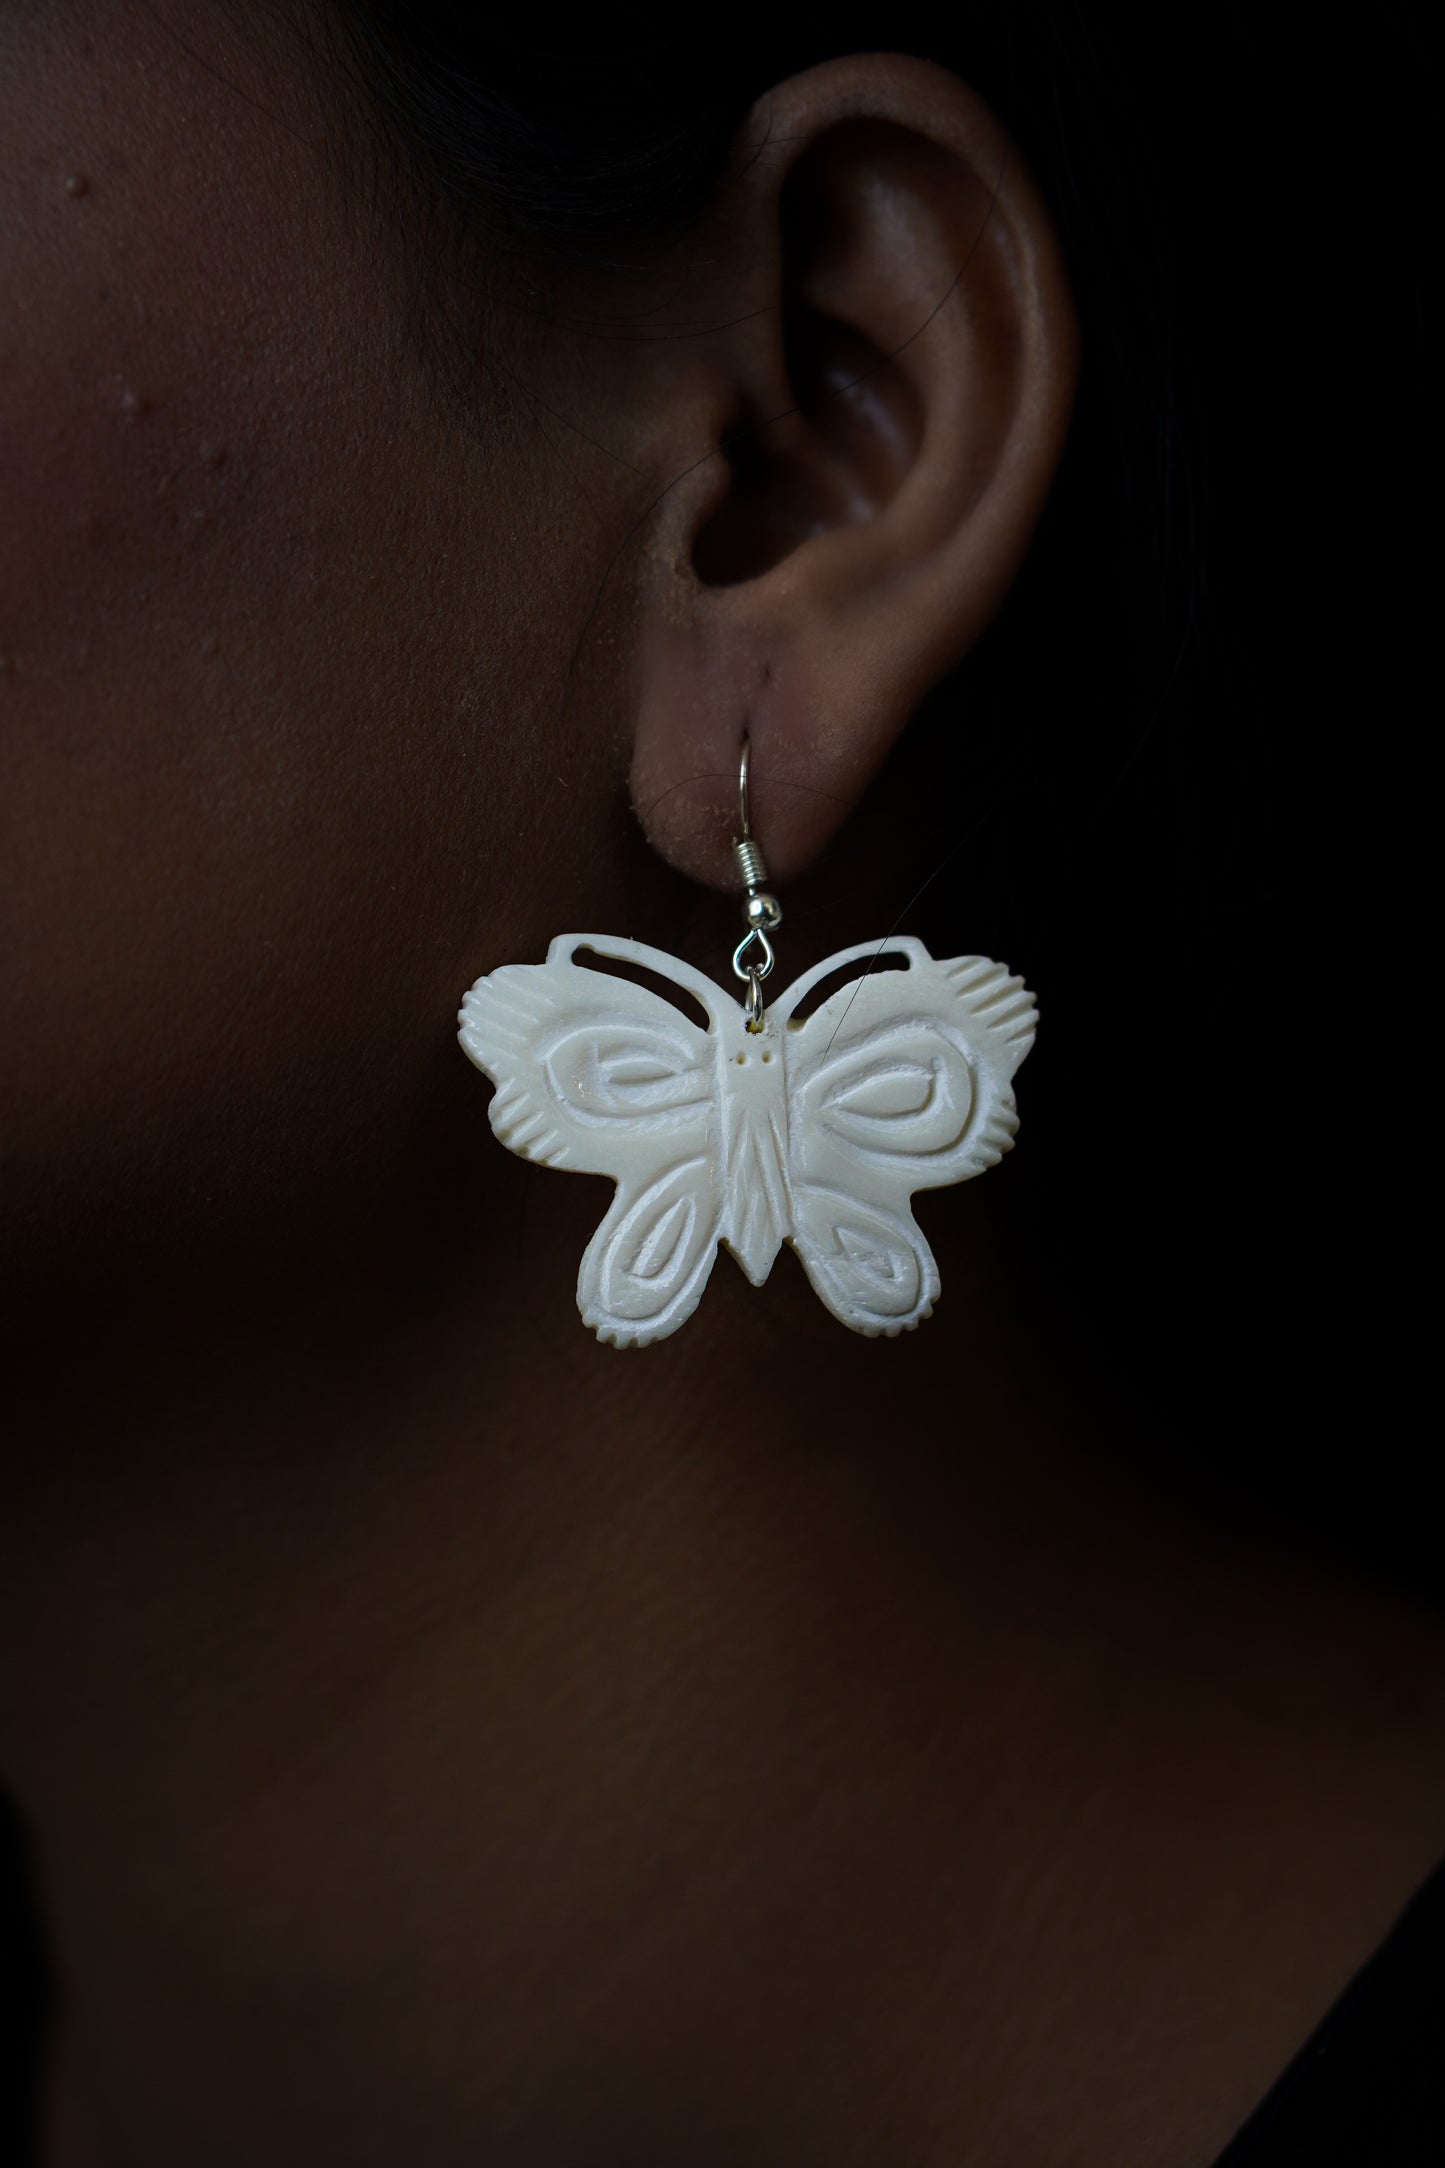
left=458, top=737, right=1037, bottom=1348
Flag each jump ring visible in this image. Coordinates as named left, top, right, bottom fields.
left=732, top=925, right=775, bottom=983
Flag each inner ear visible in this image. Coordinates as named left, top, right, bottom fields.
left=692, top=315, right=921, bottom=587
left=692, top=125, right=927, bottom=589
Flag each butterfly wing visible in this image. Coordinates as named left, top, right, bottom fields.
left=576, top=1154, right=724, bottom=1348
left=459, top=934, right=727, bottom=1345
left=788, top=1182, right=942, bottom=1337
left=776, top=940, right=1037, bottom=1336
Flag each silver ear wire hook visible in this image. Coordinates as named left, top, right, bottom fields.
left=731, top=731, right=783, bottom=1030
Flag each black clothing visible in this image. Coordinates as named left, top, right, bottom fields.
left=3, top=1791, right=1442, bottom=2165
left=1214, top=1857, right=1445, bottom=2166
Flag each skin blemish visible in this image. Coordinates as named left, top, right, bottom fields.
left=64, top=173, right=89, bottom=198
left=119, top=387, right=149, bottom=420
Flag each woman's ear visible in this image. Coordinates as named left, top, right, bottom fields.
left=627, top=52, right=1080, bottom=887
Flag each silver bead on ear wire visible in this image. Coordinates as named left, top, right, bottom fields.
left=731, top=734, right=783, bottom=1031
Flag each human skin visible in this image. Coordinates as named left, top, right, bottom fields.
left=4, top=7, right=1445, bottom=2165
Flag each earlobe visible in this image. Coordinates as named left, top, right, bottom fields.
left=629, top=54, right=1080, bottom=890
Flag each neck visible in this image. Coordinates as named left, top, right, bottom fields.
left=6, top=1184, right=1445, bottom=2168
left=0, top=1172, right=1079, bottom=1774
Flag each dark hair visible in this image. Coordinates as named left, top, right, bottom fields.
left=316, top=6, right=1426, bottom=1592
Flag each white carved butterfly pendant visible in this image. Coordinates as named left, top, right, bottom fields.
left=458, top=934, right=1036, bottom=1347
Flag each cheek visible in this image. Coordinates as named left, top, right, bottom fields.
left=0, top=9, right=446, bottom=1260
left=0, top=17, right=362, bottom=707
left=1, top=350, right=263, bottom=728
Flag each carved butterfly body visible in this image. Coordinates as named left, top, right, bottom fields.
left=458, top=934, right=1036, bottom=1346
